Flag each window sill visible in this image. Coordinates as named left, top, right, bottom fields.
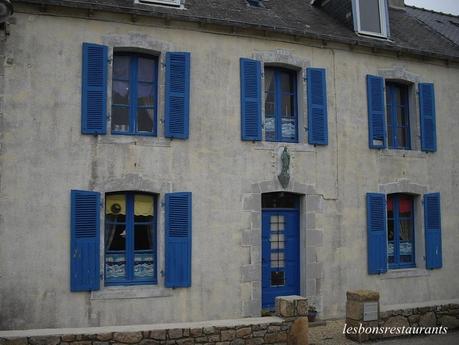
left=380, top=149, right=426, bottom=159
left=379, top=268, right=430, bottom=280
left=254, top=141, right=314, bottom=152
left=97, top=135, right=171, bottom=147
left=90, top=285, right=173, bottom=300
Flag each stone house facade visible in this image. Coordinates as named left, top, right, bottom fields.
left=0, top=0, right=458, bottom=330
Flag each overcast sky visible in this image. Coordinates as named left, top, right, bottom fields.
left=404, top=0, right=459, bottom=15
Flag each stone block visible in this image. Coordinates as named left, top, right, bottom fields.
left=139, top=340, right=160, bottom=345
left=168, top=329, right=183, bottom=339
left=150, top=330, right=167, bottom=340
left=208, top=334, right=221, bottom=342
left=419, top=312, right=437, bottom=327
left=346, top=290, right=379, bottom=302
left=221, top=330, right=236, bottom=341
left=288, top=317, right=308, bottom=345
left=28, top=336, right=60, bottom=345
left=439, top=315, right=459, bottom=329
left=203, top=327, right=215, bottom=334
left=176, top=339, right=193, bottom=345
left=230, top=339, right=244, bottom=345
left=346, top=300, right=364, bottom=321
left=235, top=327, right=251, bottom=338
left=383, top=316, right=409, bottom=337
left=61, top=335, right=76, bottom=342
left=245, top=338, right=263, bottom=345
left=113, top=332, right=143, bottom=343
left=408, top=314, right=420, bottom=325
left=190, top=328, right=203, bottom=337
left=3, top=339, right=27, bottom=345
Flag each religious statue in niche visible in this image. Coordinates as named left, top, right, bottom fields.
left=278, top=146, right=290, bottom=189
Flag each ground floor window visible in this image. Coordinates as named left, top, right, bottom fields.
left=105, top=192, right=157, bottom=285
left=387, top=194, right=415, bottom=268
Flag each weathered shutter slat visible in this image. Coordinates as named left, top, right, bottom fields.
left=240, top=58, right=262, bottom=141
left=307, top=68, right=328, bottom=145
left=419, top=83, right=437, bottom=152
left=70, top=190, right=100, bottom=291
left=81, top=43, right=107, bottom=135
left=165, top=192, right=192, bottom=287
left=424, top=193, right=442, bottom=269
left=367, top=75, right=386, bottom=149
left=165, top=52, right=191, bottom=139
left=366, top=193, right=387, bottom=274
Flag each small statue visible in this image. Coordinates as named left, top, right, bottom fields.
left=278, top=146, right=290, bottom=189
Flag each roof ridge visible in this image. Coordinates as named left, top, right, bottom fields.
left=405, top=5, right=459, bottom=19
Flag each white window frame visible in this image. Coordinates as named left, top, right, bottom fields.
left=353, top=0, right=389, bottom=38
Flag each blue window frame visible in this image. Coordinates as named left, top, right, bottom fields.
left=264, top=67, right=298, bottom=142
left=105, top=192, right=157, bottom=285
left=111, top=53, right=158, bottom=136
left=387, top=194, right=415, bottom=269
left=386, top=82, right=411, bottom=149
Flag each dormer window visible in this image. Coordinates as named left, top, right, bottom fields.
left=354, top=0, right=389, bottom=38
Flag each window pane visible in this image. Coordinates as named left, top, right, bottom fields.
left=111, top=107, right=130, bottom=132
left=105, top=253, right=126, bottom=279
left=265, top=100, right=275, bottom=115
left=137, top=108, right=154, bottom=133
left=113, top=55, right=129, bottom=80
left=387, top=219, right=394, bottom=241
left=134, top=253, right=154, bottom=279
left=271, top=271, right=285, bottom=286
left=280, top=71, right=294, bottom=93
left=398, top=107, right=408, bottom=126
left=399, top=196, right=412, bottom=217
left=397, top=127, right=408, bottom=148
left=359, top=0, right=382, bottom=33
left=134, top=224, right=153, bottom=251
left=137, top=57, right=155, bottom=82
left=265, top=116, right=275, bottom=141
left=281, top=94, right=294, bottom=118
left=137, top=83, right=154, bottom=106
left=399, top=220, right=413, bottom=241
left=106, top=224, right=126, bottom=251
left=264, top=69, right=275, bottom=94
left=112, top=81, right=129, bottom=105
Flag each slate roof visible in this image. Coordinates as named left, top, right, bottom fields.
left=14, top=0, right=459, bottom=61
left=405, top=5, right=459, bottom=46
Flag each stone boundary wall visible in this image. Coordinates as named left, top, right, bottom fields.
left=379, top=303, right=459, bottom=332
left=0, top=296, right=309, bottom=345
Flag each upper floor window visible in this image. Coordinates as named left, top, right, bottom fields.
left=105, top=192, right=157, bottom=285
left=112, top=53, right=158, bottom=136
left=354, top=0, right=388, bottom=38
left=264, top=67, right=298, bottom=142
left=386, top=82, right=411, bottom=149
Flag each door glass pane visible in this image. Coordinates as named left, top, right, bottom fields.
left=359, top=0, right=382, bottom=33
left=271, top=271, right=285, bottom=286
left=137, top=57, right=155, bottom=82
left=111, top=107, right=129, bottom=132
left=112, top=81, right=129, bottom=105
left=113, top=55, right=129, bottom=80
left=271, top=252, right=284, bottom=268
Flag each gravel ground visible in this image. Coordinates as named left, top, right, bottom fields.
left=309, top=320, right=459, bottom=345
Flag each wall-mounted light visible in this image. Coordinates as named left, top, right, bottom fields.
left=0, top=0, right=13, bottom=23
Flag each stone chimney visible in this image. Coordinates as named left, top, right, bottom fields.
left=388, top=0, right=405, bottom=9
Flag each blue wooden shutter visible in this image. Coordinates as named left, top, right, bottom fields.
left=240, top=58, right=262, bottom=141
left=165, top=192, right=192, bottom=288
left=165, top=52, right=190, bottom=139
left=70, top=190, right=100, bottom=291
left=419, top=83, right=437, bottom=152
left=424, top=193, right=442, bottom=269
left=307, top=68, right=328, bottom=145
left=81, top=43, right=107, bottom=135
left=367, top=75, right=386, bottom=149
left=366, top=193, right=387, bottom=274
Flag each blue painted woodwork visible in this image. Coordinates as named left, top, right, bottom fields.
left=262, top=210, right=299, bottom=309
left=240, top=58, right=262, bottom=141
left=419, top=83, right=437, bottom=152
left=82, top=43, right=107, bottom=135
left=111, top=53, right=158, bottom=136
left=70, top=190, right=101, bottom=291
left=165, top=52, right=190, bottom=139
left=367, top=75, right=386, bottom=149
left=165, top=192, right=192, bottom=288
left=424, top=193, right=442, bottom=269
left=307, top=68, right=328, bottom=145
left=366, top=193, right=387, bottom=274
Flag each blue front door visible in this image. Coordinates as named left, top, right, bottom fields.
left=262, top=210, right=300, bottom=309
